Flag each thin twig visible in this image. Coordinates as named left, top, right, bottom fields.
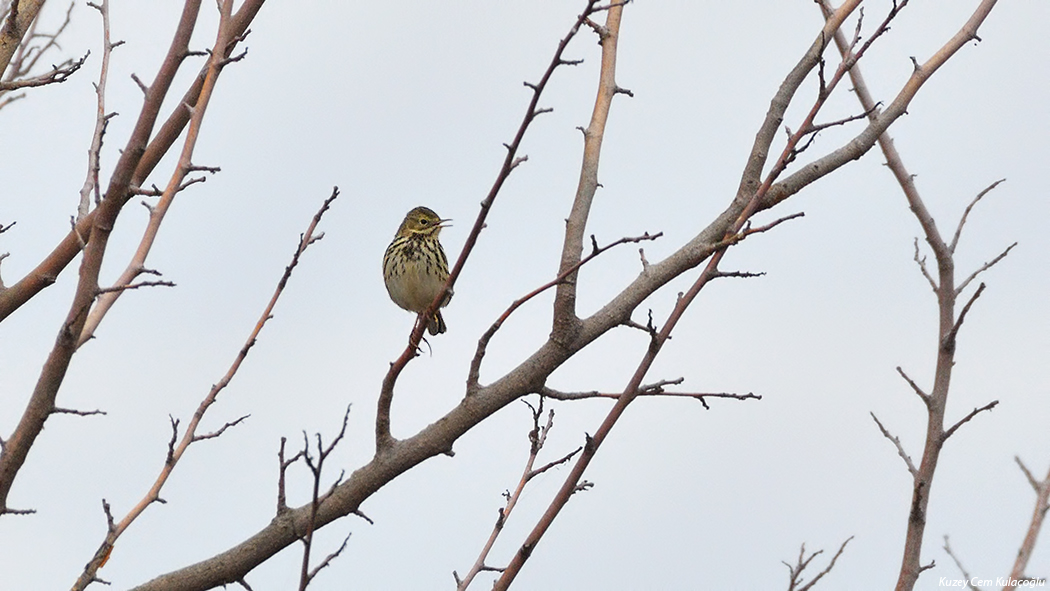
left=784, top=537, right=853, bottom=591
left=69, top=188, right=337, bottom=591
left=895, top=366, right=930, bottom=407
left=943, top=283, right=986, bottom=352
left=0, top=52, right=87, bottom=91
left=955, top=242, right=1016, bottom=296
left=912, top=238, right=938, bottom=292
left=942, top=536, right=980, bottom=590
left=949, top=179, right=1006, bottom=255
left=870, top=413, right=918, bottom=478
left=298, top=405, right=353, bottom=591
left=455, top=399, right=567, bottom=591
left=539, top=385, right=760, bottom=405
left=467, top=232, right=661, bottom=392
left=941, top=400, right=998, bottom=443
left=1016, top=457, right=1040, bottom=492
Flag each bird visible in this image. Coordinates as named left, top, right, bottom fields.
left=383, top=206, right=452, bottom=335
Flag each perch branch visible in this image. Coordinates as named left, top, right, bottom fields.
left=377, top=0, right=609, bottom=452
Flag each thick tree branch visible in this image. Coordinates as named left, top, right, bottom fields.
left=0, top=0, right=46, bottom=78
left=551, top=0, right=629, bottom=342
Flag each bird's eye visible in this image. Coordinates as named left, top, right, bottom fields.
left=419, top=218, right=429, bottom=225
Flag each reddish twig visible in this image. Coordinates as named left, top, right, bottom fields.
left=455, top=399, right=578, bottom=590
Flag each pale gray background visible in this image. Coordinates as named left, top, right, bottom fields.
left=1, top=1, right=1048, bottom=590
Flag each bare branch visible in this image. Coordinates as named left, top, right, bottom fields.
left=552, top=0, right=632, bottom=340
left=303, top=531, right=351, bottom=588
left=130, top=72, right=148, bottom=95
left=784, top=537, right=853, bottom=591
left=527, top=446, right=583, bottom=481
left=942, top=536, right=980, bottom=590
left=298, top=404, right=353, bottom=591
left=955, top=242, right=1016, bottom=296
left=539, top=385, right=760, bottom=406
left=0, top=51, right=87, bottom=91
left=52, top=407, right=106, bottom=417
left=912, top=238, right=938, bottom=292
left=895, top=366, right=930, bottom=406
left=95, top=279, right=176, bottom=295
left=468, top=231, right=661, bottom=392
left=944, top=282, right=986, bottom=352
left=190, top=414, right=249, bottom=442
left=1, top=506, right=36, bottom=515
left=804, top=103, right=880, bottom=135
left=941, top=400, right=998, bottom=443
left=456, top=400, right=566, bottom=591
left=70, top=188, right=336, bottom=590
left=277, top=437, right=305, bottom=515
left=1016, top=456, right=1040, bottom=492
left=0, top=1, right=262, bottom=324
left=2, top=0, right=266, bottom=525
left=949, top=178, right=1006, bottom=254
left=819, top=5, right=1003, bottom=589
left=870, top=412, right=918, bottom=478
left=1, top=0, right=77, bottom=105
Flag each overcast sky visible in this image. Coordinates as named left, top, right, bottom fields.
left=2, top=1, right=1048, bottom=590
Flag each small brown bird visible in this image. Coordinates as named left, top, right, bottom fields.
left=383, top=206, right=452, bottom=335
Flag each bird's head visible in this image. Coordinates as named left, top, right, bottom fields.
left=398, top=206, right=450, bottom=238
